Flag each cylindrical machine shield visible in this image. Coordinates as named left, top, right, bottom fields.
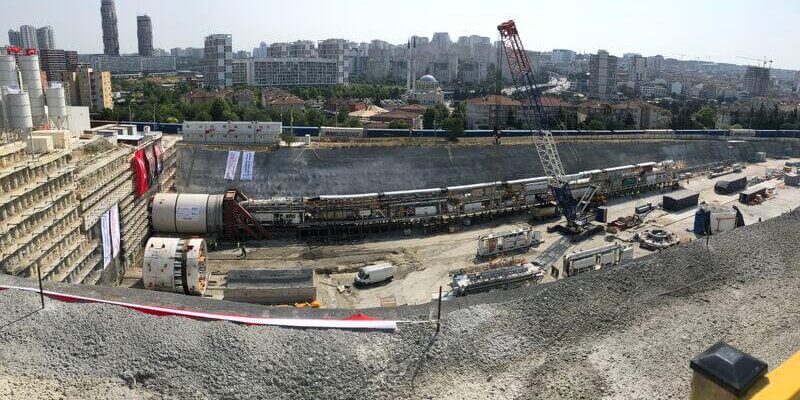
left=142, top=237, right=208, bottom=295
left=151, top=193, right=225, bottom=234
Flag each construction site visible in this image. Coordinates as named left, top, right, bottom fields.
left=2, top=23, right=800, bottom=400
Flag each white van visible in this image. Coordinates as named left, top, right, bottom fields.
left=354, top=263, right=395, bottom=286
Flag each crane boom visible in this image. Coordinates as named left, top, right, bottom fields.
left=497, top=20, right=595, bottom=228
left=497, top=20, right=566, bottom=186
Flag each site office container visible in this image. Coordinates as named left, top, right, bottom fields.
left=663, top=190, right=699, bottom=211
left=714, top=176, right=747, bottom=194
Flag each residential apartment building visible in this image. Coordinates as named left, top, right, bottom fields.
left=552, top=49, right=576, bottom=64
left=62, top=67, right=113, bottom=111
left=236, top=58, right=342, bottom=86
left=289, top=41, right=317, bottom=58
left=589, top=50, right=617, bottom=99
left=7, top=29, right=21, bottom=47
left=137, top=15, right=153, bottom=56
left=39, top=49, right=67, bottom=80
left=35, top=26, right=55, bottom=50
left=204, top=34, right=232, bottom=88
left=19, top=25, right=37, bottom=49
left=465, top=95, right=522, bottom=129
left=100, top=0, right=120, bottom=56
left=89, top=55, right=176, bottom=74
left=628, top=55, right=648, bottom=82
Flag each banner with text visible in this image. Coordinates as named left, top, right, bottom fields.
left=110, top=204, right=121, bottom=258
left=100, top=210, right=112, bottom=269
left=224, top=150, right=241, bottom=180
left=240, top=151, right=255, bottom=181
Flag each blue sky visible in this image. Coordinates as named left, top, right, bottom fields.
left=3, top=0, right=799, bottom=69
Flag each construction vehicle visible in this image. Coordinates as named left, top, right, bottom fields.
left=497, top=20, right=602, bottom=241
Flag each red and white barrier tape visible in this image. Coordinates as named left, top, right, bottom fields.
left=0, top=285, right=397, bottom=331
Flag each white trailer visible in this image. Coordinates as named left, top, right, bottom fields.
left=477, top=227, right=542, bottom=257
left=563, top=243, right=633, bottom=277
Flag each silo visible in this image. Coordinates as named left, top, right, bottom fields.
left=19, top=55, right=45, bottom=126
left=0, top=55, right=18, bottom=87
left=4, top=91, right=33, bottom=130
left=45, top=84, right=68, bottom=129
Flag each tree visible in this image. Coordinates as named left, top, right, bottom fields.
left=345, top=117, right=363, bottom=128
left=423, top=108, right=436, bottom=129
left=388, top=120, right=411, bottom=129
left=692, top=106, right=716, bottom=129
left=586, top=119, right=604, bottom=130
left=505, top=109, right=517, bottom=129
left=337, top=107, right=350, bottom=125
left=433, top=103, right=450, bottom=123
left=441, top=116, right=464, bottom=141
left=210, top=98, right=236, bottom=121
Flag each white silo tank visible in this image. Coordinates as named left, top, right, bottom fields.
left=19, top=55, right=45, bottom=126
left=0, top=55, right=18, bottom=88
left=4, top=91, right=34, bottom=130
left=45, top=84, right=67, bottom=129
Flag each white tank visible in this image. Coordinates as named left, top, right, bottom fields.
left=4, top=91, right=33, bottom=130
left=151, top=193, right=225, bottom=234
left=143, top=237, right=209, bottom=295
left=19, top=55, right=45, bottom=126
left=0, top=55, right=18, bottom=88
left=45, top=85, right=67, bottom=129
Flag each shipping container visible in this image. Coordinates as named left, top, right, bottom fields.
left=714, top=175, right=747, bottom=194
left=663, top=190, right=699, bottom=211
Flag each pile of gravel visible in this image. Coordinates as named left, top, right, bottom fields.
left=1, top=210, right=799, bottom=399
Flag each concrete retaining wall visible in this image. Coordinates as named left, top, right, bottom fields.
left=176, top=139, right=800, bottom=197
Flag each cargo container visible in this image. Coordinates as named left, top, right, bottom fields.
left=663, top=190, right=699, bottom=211
left=739, top=185, right=768, bottom=205
left=785, top=173, right=800, bottom=187
left=714, top=175, right=747, bottom=194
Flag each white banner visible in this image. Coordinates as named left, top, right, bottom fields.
left=240, top=151, right=255, bottom=181
left=110, top=204, right=121, bottom=258
left=100, top=210, right=112, bottom=269
left=224, top=150, right=240, bottom=180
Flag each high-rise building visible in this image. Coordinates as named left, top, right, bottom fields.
left=268, top=43, right=289, bottom=58
left=39, top=49, right=67, bottom=79
left=204, top=34, right=232, bottom=88
left=35, top=26, right=55, bottom=50
left=289, top=40, right=317, bottom=58
left=552, top=49, right=576, bottom=64
left=628, top=54, right=647, bottom=82
left=8, top=29, right=21, bottom=47
left=318, top=38, right=347, bottom=83
left=431, top=32, right=452, bottom=48
left=743, top=66, right=770, bottom=97
left=253, top=41, right=269, bottom=58
left=101, top=0, right=120, bottom=56
left=64, top=50, right=78, bottom=72
left=19, top=25, right=38, bottom=49
left=589, top=50, right=618, bottom=99
left=137, top=15, right=153, bottom=56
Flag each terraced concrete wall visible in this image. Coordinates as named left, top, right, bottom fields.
left=176, top=139, right=800, bottom=197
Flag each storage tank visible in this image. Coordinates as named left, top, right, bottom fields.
left=4, top=91, right=33, bottom=129
left=151, top=193, right=225, bottom=234
left=143, top=237, right=209, bottom=295
left=0, top=55, right=18, bottom=87
left=45, top=84, right=67, bottom=129
left=19, top=55, right=45, bottom=126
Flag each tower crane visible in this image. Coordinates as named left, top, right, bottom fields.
left=737, top=56, right=773, bottom=69
left=497, top=20, right=601, bottom=239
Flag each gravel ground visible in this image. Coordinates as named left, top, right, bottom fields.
left=2, top=211, right=800, bottom=399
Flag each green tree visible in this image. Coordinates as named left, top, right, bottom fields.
left=441, top=116, right=465, bottom=141
left=210, top=98, right=236, bottom=121
left=586, top=119, right=604, bottom=130
left=692, top=106, right=716, bottom=129
left=423, top=108, right=436, bottom=129
left=337, top=107, right=350, bottom=125
left=388, top=120, right=411, bottom=129
left=345, top=117, right=363, bottom=128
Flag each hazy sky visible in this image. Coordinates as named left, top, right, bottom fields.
left=3, top=0, right=799, bottom=69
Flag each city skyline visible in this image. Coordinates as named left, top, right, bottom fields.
left=1, top=0, right=800, bottom=70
